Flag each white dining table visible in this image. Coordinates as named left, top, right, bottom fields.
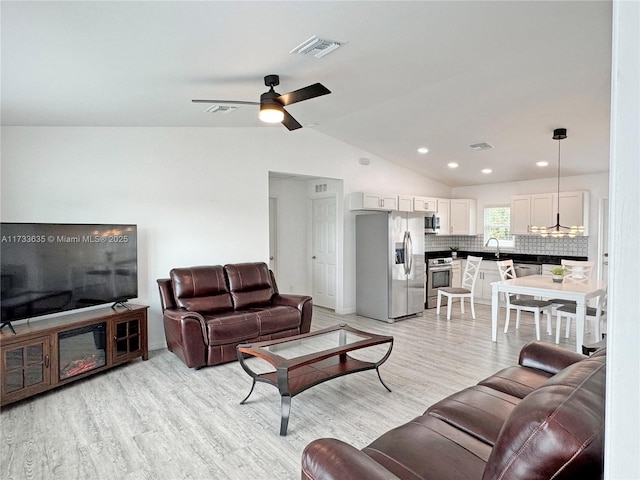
left=491, top=274, right=607, bottom=353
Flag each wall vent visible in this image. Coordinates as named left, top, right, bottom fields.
left=202, top=105, right=237, bottom=114
left=470, top=142, right=494, bottom=150
left=290, top=35, right=342, bottom=58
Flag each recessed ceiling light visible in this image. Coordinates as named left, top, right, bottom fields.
left=417, top=147, right=429, bottom=154
left=536, top=161, right=549, bottom=167
left=481, top=168, right=493, bottom=174
left=447, top=162, right=459, bottom=168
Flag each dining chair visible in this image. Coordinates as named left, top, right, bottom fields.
left=561, top=259, right=595, bottom=284
left=496, top=259, right=553, bottom=341
left=436, top=255, right=482, bottom=320
left=555, top=292, right=607, bottom=344
left=548, top=260, right=596, bottom=309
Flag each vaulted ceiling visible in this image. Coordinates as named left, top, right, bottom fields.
left=1, top=1, right=612, bottom=187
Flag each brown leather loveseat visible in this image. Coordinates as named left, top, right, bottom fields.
left=302, top=341, right=605, bottom=480
left=157, top=262, right=312, bottom=368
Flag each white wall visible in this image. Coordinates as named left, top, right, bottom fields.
left=1, top=126, right=451, bottom=347
left=453, top=172, right=609, bottom=261
left=605, top=0, right=640, bottom=477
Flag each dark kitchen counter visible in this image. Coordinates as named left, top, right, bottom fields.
left=425, top=251, right=588, bottom=265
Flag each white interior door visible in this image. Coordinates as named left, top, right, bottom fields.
left=269, top=197, right=278, bottom=277
left=311, top=196, right=336, bottom=309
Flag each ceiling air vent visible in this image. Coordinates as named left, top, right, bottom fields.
left=469, top=142, right=494, bottom=150
left=290, top=35, right=342, bottom=58
left=202, top=105, right=237, bottom=114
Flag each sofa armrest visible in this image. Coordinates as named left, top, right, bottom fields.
left=301, top=438, right=401, bottom=480
left=162, top=308, right=209, bottom=368
left=272, top=294, right=313, bottom=334
left=163, top=308, right=207, bottom=337
left=519, top=341, right=586, bottom=375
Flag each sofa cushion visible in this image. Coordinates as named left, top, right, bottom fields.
left=170, top=266, right=233, bottom=313
left=477, top=365, right=553, bottom=399
left=249, top=305, right=301, bottom=335
left=225, top=263, right=275, bottom=309
left=363, top=415, right=489, bottom=480
left=426, top=385, right=521, bottom=446
left=204, top=312, right=260, bottom=346
left=482, top=356, right=606, bottom=480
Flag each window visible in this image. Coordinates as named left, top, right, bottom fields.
left=484, top=206, right=514, bottom=248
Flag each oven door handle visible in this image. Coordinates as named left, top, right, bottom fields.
left=429, top=266, right=452, bottom=272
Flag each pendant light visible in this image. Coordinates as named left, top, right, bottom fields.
left=530, top=128, right=585, bottom=238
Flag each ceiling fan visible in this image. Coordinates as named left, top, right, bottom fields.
left=192, top=74, right=331, bottom=131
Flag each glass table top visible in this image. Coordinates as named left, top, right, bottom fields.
left=258, top=329, right=369, bottom=360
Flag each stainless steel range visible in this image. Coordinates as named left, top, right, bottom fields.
left=425, top=257, right=453, bottom=309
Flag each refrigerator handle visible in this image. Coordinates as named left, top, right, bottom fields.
left=405, top=231, right=413, bottom=274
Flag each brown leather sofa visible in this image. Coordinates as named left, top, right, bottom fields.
left=301, top=341, right=605, bottom=480
left=157, top=262, right=312, bottom=368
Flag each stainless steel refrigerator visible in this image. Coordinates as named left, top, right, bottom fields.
left=356, top=211, right=425, bottom=322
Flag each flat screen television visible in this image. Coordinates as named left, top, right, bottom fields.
left=1, top=223, right=138, bottom=329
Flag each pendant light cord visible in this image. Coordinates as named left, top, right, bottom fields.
left=557, top=138, right=561, bottom=200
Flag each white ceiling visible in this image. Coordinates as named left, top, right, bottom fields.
left=1, top=1, right=612, bottom=187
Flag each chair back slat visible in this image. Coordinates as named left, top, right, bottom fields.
left=462, top=256, right=483, bottom=293
left=496, top=259, right=516, bottom=304
left=561, top=260, right=595, bottom=285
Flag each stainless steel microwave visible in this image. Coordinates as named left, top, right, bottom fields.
left=425, top=214, right=440, bottom=234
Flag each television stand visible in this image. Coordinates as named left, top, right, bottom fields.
left=0, top=304, right=148, bottom=407
left=0, top=321, right=16, bottom=335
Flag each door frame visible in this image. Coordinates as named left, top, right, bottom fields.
left=596, top=196, right=609, bottom=283
left=269, top=196, right=278, bottom=278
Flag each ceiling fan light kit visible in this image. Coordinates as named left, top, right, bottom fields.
left=259, top=102, right=285, bottom=123
left=530, top=127, right=585, bottom=238
left=192, top=74, right=330, bottom=131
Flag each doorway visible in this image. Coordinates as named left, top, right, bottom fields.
left=268, top=172, right=342, bottom=310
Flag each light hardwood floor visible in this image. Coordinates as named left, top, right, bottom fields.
left=0, top=303, right=592, bottom=480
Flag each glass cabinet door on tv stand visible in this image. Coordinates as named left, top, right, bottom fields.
left=0, top=304, right=148, bottom=407
left=1, top=336, right=52, bottom=402
left=112, top=315, right=146, bottom=365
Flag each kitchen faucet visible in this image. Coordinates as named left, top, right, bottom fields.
left=485, top=237, right=500, bottom=258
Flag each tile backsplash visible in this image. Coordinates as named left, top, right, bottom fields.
left=425, top=235, right=588, bottom=257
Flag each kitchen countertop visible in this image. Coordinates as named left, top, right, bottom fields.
left=425, top=251, right=588, bottom=265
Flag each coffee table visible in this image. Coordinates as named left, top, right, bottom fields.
left=236, top=323, right=393, bottom=435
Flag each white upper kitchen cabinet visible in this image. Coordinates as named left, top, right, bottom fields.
left=349, top=192, right=398, bottom=211
left=397, top=195, right=414, bottom=212
left=413, top=196, right=438, bottom=212
left=510, top=193, right=554, bottom=234
left=510, top=191, right=588, bottom=235
left=450, top=199, right=477, bottom=235
left=557, top=191, right=589, bottom=235
left=438, top=198, right=476, bottom=235
left=437, top=198, right=451, bottom=234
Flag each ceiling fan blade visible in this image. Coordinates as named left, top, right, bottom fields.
left=281, top=109, right=303, bottom=131
left=191, top=99, right=259, bottom=105
left=277, top=83, right=331, bottom=106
